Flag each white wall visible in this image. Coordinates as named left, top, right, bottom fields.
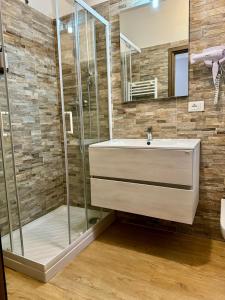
left=18, top=0, right=55, bottom=18
left=120, top=0, right=189, bottom=48
left=18, top=0, right=105, bottom=18
left=18, top=0, right=75, bottom=18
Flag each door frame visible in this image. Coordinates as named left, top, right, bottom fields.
left=168, top=45, right=189, bottom=97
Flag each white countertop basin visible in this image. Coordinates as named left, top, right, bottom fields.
left=90, top=139, right=200, bottom=150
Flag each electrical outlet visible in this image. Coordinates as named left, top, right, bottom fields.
left=188, top=101, right=205, bottom=112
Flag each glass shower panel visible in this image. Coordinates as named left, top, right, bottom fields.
left=0, top=10, right=23, bottom=256
left=57, top=0, right=111, bottom=243
left=75, top=3, right=110, bottom=230
left=78, top=11, right=100, bottom=143
left=57, top=0, right=88, bottom=243
left=75, top=4, right=100, bottom=233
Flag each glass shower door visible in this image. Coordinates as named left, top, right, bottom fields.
left=74, top=3, right=101, bottom=234
left=57, top=0, right=88, bottom=244
left=56, top=0, right=111, bottom=244
left=74, top=4, right=111, bottom=230
left=0, top=9, right=23, bottom=256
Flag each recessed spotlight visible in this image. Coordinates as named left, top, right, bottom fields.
left=152, top=0, right=159, bottom=8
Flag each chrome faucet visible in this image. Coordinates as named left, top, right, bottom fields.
left=146, top=127, right=153, bottom=145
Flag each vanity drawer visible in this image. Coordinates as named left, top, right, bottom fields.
left=89, top=148, right=193, bottom=187
left=91, top=178, right=197, bottom=224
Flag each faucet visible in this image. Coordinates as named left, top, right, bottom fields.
left=146, top=127, right=153, bottom=145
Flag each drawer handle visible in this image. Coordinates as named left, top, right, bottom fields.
left=185, top=151, right=191, bottom=154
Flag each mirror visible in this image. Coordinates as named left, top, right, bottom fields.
left=120, top=0, right=190, bottom=103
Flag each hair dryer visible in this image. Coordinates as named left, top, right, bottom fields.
left=191, top=46, right=225, bottom=104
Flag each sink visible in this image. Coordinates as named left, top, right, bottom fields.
left=91, top=139, right=200, bottom=150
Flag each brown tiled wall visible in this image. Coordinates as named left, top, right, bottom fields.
left=110, top=0, right=225, bottom=240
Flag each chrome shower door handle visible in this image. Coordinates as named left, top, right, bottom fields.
left=64, top=111, right=74, bottom=134
left=0, top=111, right=9, bottom=137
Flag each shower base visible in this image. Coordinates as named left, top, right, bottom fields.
left=2, top=205, right=114, bottom=282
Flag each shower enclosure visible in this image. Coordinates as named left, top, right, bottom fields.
left=0, top=0, right=113, bottom=281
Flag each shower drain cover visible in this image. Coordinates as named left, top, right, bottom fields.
left=89, top=217, right=100, bottom=225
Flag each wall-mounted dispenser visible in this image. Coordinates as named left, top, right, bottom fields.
left=191, top=46, right=225, bottom=105
left=0, top=46, right=9, bottom=74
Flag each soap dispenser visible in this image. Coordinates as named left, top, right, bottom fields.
left=0, top=46, right=8, bottom=74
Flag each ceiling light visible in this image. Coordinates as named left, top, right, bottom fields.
left=152, top=0, right=159, bottom=8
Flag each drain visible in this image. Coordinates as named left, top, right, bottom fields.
left=89, top=217, right=100, bottom=225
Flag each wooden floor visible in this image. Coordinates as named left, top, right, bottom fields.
left=6, top=222, right=225, bottom=300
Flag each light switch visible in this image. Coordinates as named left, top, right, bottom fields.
left=188, top=101, right=205, bottom=112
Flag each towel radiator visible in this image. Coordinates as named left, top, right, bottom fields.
left=127, top=78, right=158, bottom=101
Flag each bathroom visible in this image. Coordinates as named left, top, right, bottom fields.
left=0, top=0, right=225, bottom=299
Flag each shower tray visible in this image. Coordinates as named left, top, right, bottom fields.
left=2, top=205, right=114, bottom=282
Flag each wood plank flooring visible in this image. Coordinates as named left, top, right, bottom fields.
left=5, top=222, right=225, bottom=300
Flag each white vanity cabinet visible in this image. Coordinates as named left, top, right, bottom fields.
left=89, top=139, right=200, bottom=224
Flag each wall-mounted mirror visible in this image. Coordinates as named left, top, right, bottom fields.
left=120, top=0, right=190, bottom=103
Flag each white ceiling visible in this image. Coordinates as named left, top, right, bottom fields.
left=19, top=0, right=105, bottom=18
left=120, top=0, right=189, bottom=48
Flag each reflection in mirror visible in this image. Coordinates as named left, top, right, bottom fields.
left=120, top=0, right=189, bottom=102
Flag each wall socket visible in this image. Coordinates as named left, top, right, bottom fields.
left=188, top=101, right=205, bottom=112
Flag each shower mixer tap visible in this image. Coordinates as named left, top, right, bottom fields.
left=146, top=127, right=153, bottom=145
left=87, top=72, right=94, bottom=85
